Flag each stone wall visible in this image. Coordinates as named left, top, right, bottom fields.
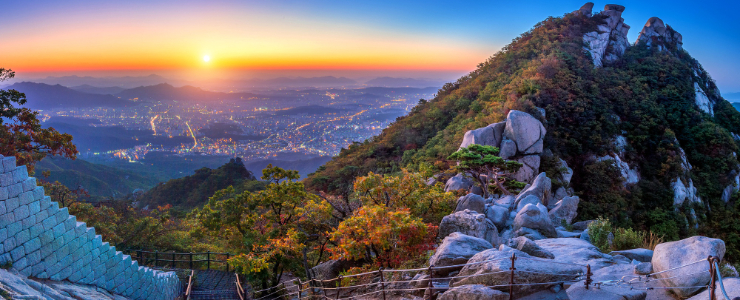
left=0, top=155, right=181, bottom=300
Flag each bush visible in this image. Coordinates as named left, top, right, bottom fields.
left=612, top=228, right=645, bottom=251
left=587, top=217, right=612, bottom=252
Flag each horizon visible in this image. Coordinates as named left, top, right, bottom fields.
left=4, top=1, right=740, bottom=92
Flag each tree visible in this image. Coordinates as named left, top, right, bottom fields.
left=191, top=165, right=332, bottom=289
left=0, top=68, right=77, bottom=172
left=447, top=144, right=524, bottom=197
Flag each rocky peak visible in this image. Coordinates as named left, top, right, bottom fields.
left=574, top=2, right=594, bottom=17
left=636, top=17, right=683, bottom=51
left=581, top=3, right=631, bottom=67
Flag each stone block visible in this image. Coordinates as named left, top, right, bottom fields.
left=64, top=215, right=76, bottom=231
left=25, top=249, right=41, bottom=266
left=68, top=270, right=83, bottom=282
left=85, top=227, right=95, bottom=240
left=10, top=245, right=25, bottom=261
left=35, top=210, right=48, bottom=224
left=14, top=256, right=28, bottom=270
left=57, top=244, right=70, bottom=260
left=52, top=222, right=66, bottom=237
left=0, top=201, right=4, bottom=216
left=81, top=270, right=95, bottom=285
left=7, top=220, right=21, bottom=237
left=92, top=235, right=102, bottom=249
left=13, top=204, right=29, bottom=221
left=15, top=229, right=30, bottom=246
left=8, top=184, right=22, bottom=199
left=5, top=196, right=19, bottom=212
left=92, top=247, right=100, bottom=259
left=0, top=173, right=11, bottom=187
left=12, top=166, right=28, bottom=183
left=1, top=157, right=16, bottom=173
left=62, top=229, right=75, bottom=246
left=30, top=263, right=45, bottom=277
left=18, top=191, right=33, bottom=205
left=32, top=186, right=43, bottom=200
left=21, top=215, right=35, bottom=228
left=38, top=230, right=53, bottom=245
left=28, top=200, right=40, bottom=215
left=0, top=187, right=7, bottom=201
left=23, top=237, right=40, bottom=253
left=21, top=178, right=35, bottom=192
left=74, top=222, right=86, bottom=237
left=55, top=207, right=69, bottom=223
left=0, top=228, right=6, bottom=242
left=40, top=242, right=55, bottom=260
left=82, top=251, right=92, bottom=266
left=41, top=215, right=57, bottom=231
left=0, top=213, right=13, bottom=228
left=2, top=237, right=16, bottom=253
left=29, top=224, right=43, bottom=240
left=40, top=196, right=51, bottom=210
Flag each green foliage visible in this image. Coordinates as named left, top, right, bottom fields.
left=588, top=217, right=612, bottom=253
left=141, top=157, right=265, bottom=208
left=611, top=227, right=645, bottom=251
left=448, top=144, right=524, bottom=197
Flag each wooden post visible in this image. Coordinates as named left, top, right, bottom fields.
left=207, top=251, right=211, bottom=270
left=297, top=279, right=303, bottom=300
left=427, top=265, right=434, bottom=300
left=189, top=253, right=193, bottom=270
left=226, top=253, right=230, bottom=272
left=155, top=251, right=159, bottom=268
left=320, top=278, right=327, bottom=298
left=137, top=250, right=142, bottom=264
left=509, top=253, right=516, bottom=300
left=378, top=267, right=386, bottom=300
left=585, top=264, right=592, bottom=290
left=336, top=275, right=342, bottom=300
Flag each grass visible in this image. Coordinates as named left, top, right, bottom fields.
left=588, top=216, right=665, bottom=252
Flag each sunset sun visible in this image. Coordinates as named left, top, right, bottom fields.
left=202, top=55, right=210, bottom=62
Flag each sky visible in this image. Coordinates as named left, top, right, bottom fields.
left=3, top=0, right=740, bottom=91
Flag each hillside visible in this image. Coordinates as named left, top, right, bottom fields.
left=7, top=82, right=137, bottom=109
left=307, top=3, right=740, bottom=254
left=35, top=157, right=164, bottom=200
left=139, top=157, right=264, bottom=208
left=115, top=83, right=261, bottom=102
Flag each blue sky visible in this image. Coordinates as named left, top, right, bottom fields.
left=3, top=0, right=740, bottom=92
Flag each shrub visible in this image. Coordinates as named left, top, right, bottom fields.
left=587, top=217, right=612, bottom=252
left=612, top=228, right=645, bottom=251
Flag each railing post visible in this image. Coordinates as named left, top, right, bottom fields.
left=509, top=253, right=516, bottom=300
left=226, top=253, right=230, bottom=272
left=378, top=267, right=386, bottom=300
left=207, top=251, right=211, bottom=270
left=297, top=279, right=303, bottom=300
left=137, top=250, right=142, bottom=264
left=189, top=252, right=193, bottom=270
left=155, top=251, right=159, bottom=268
left=172, top=251, right=176, bottom=269
left=585, top=264, right=592, bottom=290
left=320, top=278, right=327, bottom=298
left=709, top=256, right=717, bottom=300
left=427, top=265, right=434, bottom=300
left=336, top=275, right=342, bottom=300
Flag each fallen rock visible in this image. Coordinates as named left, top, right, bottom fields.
left=513, top=227, right=548, bottom=241
left=687, top=278, right=740, bottom=300
left=485, top=204, right=509, bottom=229
left=609, top=249, right=653, bottom=263
left=452, top=246, right=582, bottom=296
left=634, top=262, right=652, bottom=275
left=438, top=284, right=509, bottom=300
left=572, top=220, right=594, bottom=231
left=548, top=196, right=579, bottom=226
left=455, top=194, right=487, bottom=214
left=507, top=237, right=555, bottom=259
left=459, top=122, right=506, bottom=149
left=445, top=174, right=474, bottom=193
left=310, top=260, right=355, bottom=283
left=652, top=236, right=725, bottom=298
left=440, top=210, right=499, bottom=246
left=504, top=110, right=546, bottom=155
left=514, top=173, right=551, bottom=207
left=513, top=203, right=557, bottom=238
left=430, top=233, right=493, bottom=276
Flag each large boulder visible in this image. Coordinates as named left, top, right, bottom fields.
left=455, top=194, right=486, bottom=214
left=440, top=210, right=499, bottom=246
left=438, top=284, right=509, bottom=300
left=535, top=238, right=615, bottom=270
left=459, top=122, right=506, bottom=149
left=429, top=233, right=493, bottom=276
left=507, top=237, right=554, bottom=259
left=504, top=110, right=546, bottom=155
left=310, top=260, right=355, bottom=283
left=499, top=138, right=517, bottom=159
left=445, top=174, right=475, bottom=193
left=548, top=196, right=580, bottom=226
left=513, top=203, right=557, bottom=238
left=452, top=246, right=582, bottom=296
left=652, top=236, right=725, bottom=298
left=514, top=173, right=551, bottom=208
left=485, top=204, right=509, bottom=229
left=494, top=195, right=515, bottom=209
left=609, top=248, right=653, bottom=263
left=513, top=155, right=541, bottom=183
left=573, top=2, right=594, bottom=17
left=515, top=195, right=541, bottom=212
left=557, top=158, right=573, bottom=185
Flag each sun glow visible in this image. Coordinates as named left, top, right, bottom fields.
left=202, top=55, right=210, bottom=62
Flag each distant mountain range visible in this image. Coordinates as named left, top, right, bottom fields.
left=70, top=84, right=126, bottom=95
left=115, top=83, right=261, bottom=102
left=7, top=82, right=137, bottom=109
left=31, top=74, right=168, bottom=89
left=240, top=76, right=357, bottom=88
left=364, top=77, right=447, bottom=88
left=724, top=92, right=740, bottom=101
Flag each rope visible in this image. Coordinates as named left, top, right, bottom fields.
left=714, top=261, right=732, bottom=300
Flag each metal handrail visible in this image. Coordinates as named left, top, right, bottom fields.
left=714, top=260, right=732, bottom=300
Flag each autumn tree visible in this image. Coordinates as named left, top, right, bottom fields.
left=447, top=144, right=524, bottom=197
left=191, top=165, right=332, bottom=289
left=0, top=68, right=77, bottom=172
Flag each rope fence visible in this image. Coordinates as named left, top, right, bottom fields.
left=249, top=254, right=731, bottom=300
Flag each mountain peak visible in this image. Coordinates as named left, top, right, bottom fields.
left=636, top=16, right=683, bottom=51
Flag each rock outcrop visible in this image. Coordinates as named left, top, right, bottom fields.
left=0, top=155, right=180, bottom=300
left=582, top=4, right=631, bottom=67
left=429, top=233, right=493, bottom=276
left=504, top=111, right=546, bottom=155
left=513, top=203, right=557, bottom=238
left=438, top=284, right=509, bottom=300
left=439, top=210, right=499, bottom=246
left=445, top=174, right=475, bottom=194
left=548, top=196, right=579, bottom=226
left=454, top=194, right=486, bottom=214
left=459, top=122, right=505, bottom=149
left=636, top=17, right=683, bottom=51
left=652, top=236, right=725, bottom=298
left=507, top=236, right=554, bottom=259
